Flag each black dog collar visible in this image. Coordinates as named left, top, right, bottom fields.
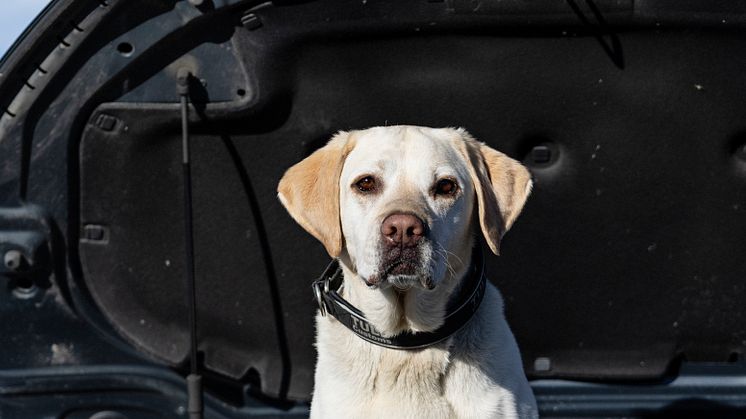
left=312, top=248, right=486, bottom=350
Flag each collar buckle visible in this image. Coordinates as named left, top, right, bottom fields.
left=312, top=259, right=339, bottom=317
left=312, top=277, right=329, bottom=317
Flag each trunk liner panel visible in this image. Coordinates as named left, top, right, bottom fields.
left=79, top=30, right=746, bottom=400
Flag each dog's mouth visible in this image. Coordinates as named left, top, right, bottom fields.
left=363, top=240, right=435, bottom=292
left=389, top=273, right=434, bottom=292
left=364, top=272, right=433, bottom=291
left=387, top=259, right=418, bottom=276
left=363, top=248, right=434, bottom=290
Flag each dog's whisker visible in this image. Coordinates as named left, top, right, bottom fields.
left=433, top=247, right=457, bottom=279
left=433, top=243, right=461, bottom=276
left=434, top=242, right=465, bottom=267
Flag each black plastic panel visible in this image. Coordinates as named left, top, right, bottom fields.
left=79, top=110, right=303, bottom=398
left=79, top=23, right=746, bottom=402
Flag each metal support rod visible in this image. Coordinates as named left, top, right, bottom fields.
left=177, top=67, right=203, bottom=419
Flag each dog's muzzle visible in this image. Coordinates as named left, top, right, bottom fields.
left=367, top=212, right=428, bottom=287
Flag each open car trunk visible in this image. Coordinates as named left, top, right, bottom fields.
left=1, top=0, right=745, bottom=417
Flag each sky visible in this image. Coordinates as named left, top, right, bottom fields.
left=0, top=0, right=52, bottom=59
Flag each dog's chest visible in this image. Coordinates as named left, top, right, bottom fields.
left=315, top=317, right=456, bottom=417
left=367, top=342, right=450, bottom=393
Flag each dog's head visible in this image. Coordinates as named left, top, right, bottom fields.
left=278, top=126, right=531, bottom=331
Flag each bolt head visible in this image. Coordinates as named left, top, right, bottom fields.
left=4, top=250, right=24, bottom=271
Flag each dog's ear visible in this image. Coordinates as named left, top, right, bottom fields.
left=277, top=132, right=355, bottom=258
left=455, top=130, right=533, bottom=255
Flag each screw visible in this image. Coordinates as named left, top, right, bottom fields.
left=4, top=250, right=23, bottom=271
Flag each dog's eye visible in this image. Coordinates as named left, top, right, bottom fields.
left=434, top=178, right=458, bottom=196
left=355, top=176, right=377, bottom=193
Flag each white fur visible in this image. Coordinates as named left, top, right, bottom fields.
left=303, top=126, right=537, bottom=418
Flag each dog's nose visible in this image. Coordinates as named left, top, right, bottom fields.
left=381, top=213, right=424, bottom=248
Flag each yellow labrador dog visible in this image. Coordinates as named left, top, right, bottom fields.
left=278, top=126, right=538, bottom=418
